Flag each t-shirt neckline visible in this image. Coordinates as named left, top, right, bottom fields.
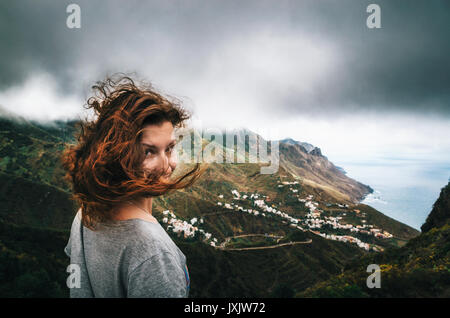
left=102, top=217, right=161, bottom=227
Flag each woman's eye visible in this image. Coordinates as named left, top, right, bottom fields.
left=166, top=145, right=175, bottom=153
left=145, top=144, right=175, bottom=156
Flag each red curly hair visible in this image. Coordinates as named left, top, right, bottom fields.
left=62, top=74, right=205, bottom=230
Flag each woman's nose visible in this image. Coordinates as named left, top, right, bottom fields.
left=161, top=154, right=171, bottom=175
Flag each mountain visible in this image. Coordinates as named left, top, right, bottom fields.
left=335, top=166, right=347, bottom=175
left=220, top=132, right=373, bottom=203
left=0, top=115, right=420, bottom=297
left=297, top=181, right=450, bottom=297
left=277, top=140, right=373, bottom=204
left=279, top=138, right=316, bottom=153
left=421, top=182, right=450, bottom=233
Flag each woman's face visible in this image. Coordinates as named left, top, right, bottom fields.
left=140, top=120, right=177, bottom=179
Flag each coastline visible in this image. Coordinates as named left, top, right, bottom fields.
left=340, top=159, right=449, bottom=231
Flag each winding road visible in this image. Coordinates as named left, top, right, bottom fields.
left=216, top=234, right=312, bottom=251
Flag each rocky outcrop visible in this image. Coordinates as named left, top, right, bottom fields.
left=421, top=181, right=450, bottom=232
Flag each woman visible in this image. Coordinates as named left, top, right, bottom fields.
left=62, top=74, right=205, bottom=298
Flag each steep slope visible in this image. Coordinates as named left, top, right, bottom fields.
left=219, top=129, right=373, bottom=203
left=421, top=181, right=450, bottom=232
left=0, top=219, right=69, bottom=297
left=0, top=171, right=75, bottom=230
left=278, top=138, right=315, bottom=153
left=0, top=117, right=70, bottom=190
left=278, top=141, right=373, bottom=204
left=0, top=116, right=419, bottom=297
left=297, top=181, right=450, bottom=298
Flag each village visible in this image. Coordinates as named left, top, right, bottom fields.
left=160, top=180, right=392, bottom=252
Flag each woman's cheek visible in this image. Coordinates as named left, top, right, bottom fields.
left=143, top=157, right=158, bottom=171
left=169, top=152, right=178, bottom=169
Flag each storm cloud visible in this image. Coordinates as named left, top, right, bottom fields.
left=0, top=0, right=449, bottom=122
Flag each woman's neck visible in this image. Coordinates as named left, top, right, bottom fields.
left=143, top=197, right=153, bottom=215
left=132, top=197, right=153, bottom=215
left=111, top=197, right=156, bottom=222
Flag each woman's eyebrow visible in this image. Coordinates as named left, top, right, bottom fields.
left=142, top=143, right=157, bottom=150
left=142, top=139, right=176, bottom=149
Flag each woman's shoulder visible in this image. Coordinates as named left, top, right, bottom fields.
left=118, top=219, right=175, bottom=255
left=80, top=209, right=180, bottom=263
left=122, top=220, right=187, bottom=273
left=128, top=219, right=186, bottom=263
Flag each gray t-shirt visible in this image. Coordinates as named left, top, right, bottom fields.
left=64, top=210, right=190, bottom=298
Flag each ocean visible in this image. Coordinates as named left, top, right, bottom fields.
left=334, top=157, right=450, bottom=231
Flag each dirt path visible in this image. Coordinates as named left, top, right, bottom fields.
left=216, top=234, right=312, bottom=251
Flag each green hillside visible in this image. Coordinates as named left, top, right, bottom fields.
left=0, top=219, right=70, bottom=297
left=0, top=116, right=423, bottom=297
left=297, top=182, right=450, bottom=298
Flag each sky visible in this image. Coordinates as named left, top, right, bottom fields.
left=0, top=0, right=449, bottom=164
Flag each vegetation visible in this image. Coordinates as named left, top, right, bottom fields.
left=297, top=182, right=450, bottom=298
left=0, top=116, right=443, bottom=297
left=0, top=219, right=70, bottom=297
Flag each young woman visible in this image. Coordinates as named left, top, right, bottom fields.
left=62, top=74, right=205, bottom=298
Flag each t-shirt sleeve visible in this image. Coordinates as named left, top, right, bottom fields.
left=127, top=252, right=187, bottom=298
left=64, top=237, right=71, bottom=258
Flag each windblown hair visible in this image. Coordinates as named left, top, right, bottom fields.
left=62, top=74, right=205, bottom=230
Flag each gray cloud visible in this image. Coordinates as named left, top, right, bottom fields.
left=0, top=0, right=449, bottom=119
